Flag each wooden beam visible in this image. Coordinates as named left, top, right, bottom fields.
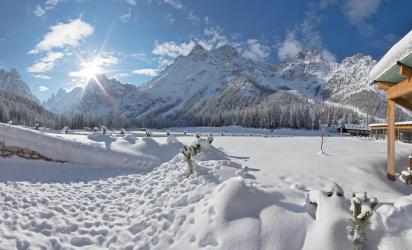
left=393, top=97, right=412, bottom=111
left=387, top=99, right=396, bottom=181
left=376, top=82, right=394, bottom=90
left=398, top=62, right=412, bottom=78
left=387, top=77, right=412, bottom=99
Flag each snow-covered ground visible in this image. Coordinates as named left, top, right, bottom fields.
left=1, top=124, right=412, bottom=249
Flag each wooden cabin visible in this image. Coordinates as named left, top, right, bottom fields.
left=371, top=30, right=412, bottom=181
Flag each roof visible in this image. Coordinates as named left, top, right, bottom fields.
left=370, top=30, right=412, bottom=83
left=369, top=121, right=412, bottom=129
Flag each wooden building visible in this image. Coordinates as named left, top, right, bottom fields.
left=371, top=30, right=412, bottom=181
left=369, top=122, right=412, bottom=142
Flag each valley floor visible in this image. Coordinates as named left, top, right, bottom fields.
left=1, top=125, right=412, bottom=249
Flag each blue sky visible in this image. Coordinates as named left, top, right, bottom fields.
left=0, top=0, right=411, bottom=100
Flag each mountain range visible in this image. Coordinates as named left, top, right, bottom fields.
left=43, top=45, right=390, bottom=126
left=1, top=45, right=406, bottom=128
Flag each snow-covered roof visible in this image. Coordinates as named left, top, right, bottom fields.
left=369, top=121, right=412, bottom=127
left=370, top=30, right=412, bottom=82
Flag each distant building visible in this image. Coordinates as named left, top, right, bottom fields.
left=339, top=124, right=370, bottom=136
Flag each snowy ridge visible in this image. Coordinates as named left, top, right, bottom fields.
left=0, top=123, right=181, bottom=169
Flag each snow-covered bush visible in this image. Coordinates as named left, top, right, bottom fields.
left=207, top=135, right=214, bottom=144
left=348, top=192, right=378, bottom=250
left=167, top=135, right=179, bottom=144
left=181, top=141, right=201, bottom=177
left=62, top=126, right=69, bottom=134
left=124, top=134, right=136, bottom=144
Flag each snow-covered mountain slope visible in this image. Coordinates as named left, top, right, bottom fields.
left=0, top=68, right=39, bottom=102
left=43, top=87, right=82, bottom=114
left=44, top=45, right=394, bottom=125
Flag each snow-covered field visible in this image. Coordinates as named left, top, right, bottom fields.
left=1, top=124, right=412, bottom=249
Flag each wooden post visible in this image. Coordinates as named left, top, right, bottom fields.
left=387, top=99, right=396, bottom=181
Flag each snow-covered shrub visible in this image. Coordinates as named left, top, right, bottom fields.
left=207, top=135, right=214, bottom=144
left=62, top=126, right=69, bottom=134
left=167, top=135, right=179, bottom=144
left=181, top=142, right=201, bottom=177
left=348, top=192, right=378, bottom=250
left=124, top=134, right=136, bottom=144
left=101, top=126, right=107, bottom=135
left=120, top=129, right=126, bottom=135
left=306, top=183, right=344, bottom=219
left=401, top=170, right=412, bottom=184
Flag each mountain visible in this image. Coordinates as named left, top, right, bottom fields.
left=44, top=45, right=405, bottom=128
left=43, top=87, right=83, bottom=114
left=0, top=68, right=39, bottom=102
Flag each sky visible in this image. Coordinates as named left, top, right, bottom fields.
left=0, top=0, right=411, bottom=101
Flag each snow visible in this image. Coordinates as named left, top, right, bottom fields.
left=1, top=124, right=412, bottom=249
left=370, top=30, right=412, bottom=80
left=0, top=123, right=182, bottom=169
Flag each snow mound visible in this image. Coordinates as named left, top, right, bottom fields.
left=0, top=123, right=179, bottom=169
left=123, top=134, right=137, bottom=144
left=370, top=30, right=412, bottom=80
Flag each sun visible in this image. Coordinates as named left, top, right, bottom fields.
left=77, top=60, right=103, bottom=81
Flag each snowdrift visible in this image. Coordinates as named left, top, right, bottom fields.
left=0, top=124, right=182, bottom=169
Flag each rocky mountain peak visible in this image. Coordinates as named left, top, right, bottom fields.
left=0, top=68, right=38, bottom=102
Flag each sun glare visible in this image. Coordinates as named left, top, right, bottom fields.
left=78, top=61, right=103, bottom=81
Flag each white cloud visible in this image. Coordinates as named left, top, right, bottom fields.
left=277, top=32, right=303, bottom=60
left=45, top=0, right=59, bottom=8
left=343, top=0, right=380, bottom=24
left=164, top=0, right=184, bottom=10
left=157, top=57, right=173, bottom=67
left=32, top=74, right=51, bottom=80
left=342, top=0, right=380, bottom=35
left=152, top=41, right=196, bottom=57
left=132, top=68, right=158, bottom=77
left=33, top=4, right=46, bottom=17
left=94, top=54, right=119, bottom=66
left=165, top=14, right=176, bottom=24
left=152, top=26, right=233, bottom=59
left=242, top=39, right=270, bottom=62
left=277, top=8, right=336, bottom=63
left=119, top=8, right=132, bottom=23
left=125, top=0, right=136, bottom=5
left=38, top=85, right=49, bottom=92
left=29, top=19, right=94, bottom=54
left=321, top=49, right=337, bottom=63
left=33, top=0, right=59, bottom=17
left=27, top=52, right=64, bottom=73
